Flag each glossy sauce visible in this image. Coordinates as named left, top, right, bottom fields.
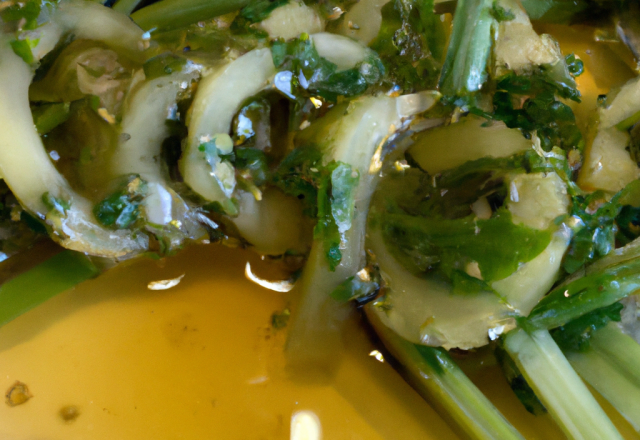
left=0, top=22, right=639, bottom=440
left=0, top=244, right=457, bottom=439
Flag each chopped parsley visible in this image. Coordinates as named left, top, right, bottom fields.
left=93, top=175, right=147, bottom=229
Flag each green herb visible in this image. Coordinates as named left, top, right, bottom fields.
left=565, top=54, right=584, bottom=77
left=314, top=162, right=359, bottom=270
left=564, top=180, right=640, bottom=273
left=382, top=208, right=552, bottom=282
left=271, top=35, right=384, bottom=102
left=329, top=163, right=358, bottom=238
left=273, top=146, right=359, bottom=270
left=564, top=191, right=618, bottom=274
left=1, top=0, right=51, bottom=30
left=196, top=135, right=236, bottom=200
left=490, top=1, right=516, bottom=22
left=272, top=146, right=324, bottom=216
left=42, top=192, right=70, bottom=215
left=10, top=38, right=39, bottom=64
left=450, top=270, right=496, bottom=295
left=238, top=0, right=289, bottom=22
left=31, top=102, right=71, bottom=135
left=474, top=70, right=584, bottom=152
left=550, top=302, right=623, bottom=353
left=330, top=268, right=379, bottom=303
left=369, top=0, right=446, bottom=93
left=131, top=0, right=251, bottom=31
left=93, top=175, right=147, bottom=229
left=314, top=165, right=342, bottom=270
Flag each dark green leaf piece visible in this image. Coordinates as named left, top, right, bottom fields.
left=239, top=0, right=289, bottom=22
left=330, top=267, right=379, bottom=303
left=565, top=54, right=584, bottom=77
left=272, top=146, right=324, bottom=217
left=527, top=257, right=640, bottom=331
left=271, top=35, right=384, bottom=102
left=370, top=0, right=446, bottom=93
left=477, top=70, right=583, bottom=152
left=564, top=180, right=640, bottom=273
left=93, top=175, right=147, bottom=229
left=273, top=146, right=359, bottom=270
left=490, top=0, right=516, bottom=22
left=550, top=302, right=623, bottom=353
left=495, top=343, right=547, bottom=415
left=382, top=209, right=552, bottom=282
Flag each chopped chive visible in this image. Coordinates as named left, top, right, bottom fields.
left=368, top=309, right=525, bottom=440
left=504, top=328, right=622, bottom=440
left=131, top=0, right=250, bottom=31
left=0, top=250, right=100, bottom=327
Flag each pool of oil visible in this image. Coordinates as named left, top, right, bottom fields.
left=0, top=242, right=637, bottom=439
left=0, top=244, right=456, bottom=440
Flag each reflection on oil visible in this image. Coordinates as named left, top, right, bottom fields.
left=0, top=244, right=458, bottom=440
left=368, top=350, right=385, bottom=363
left=291, top=410, right=321, bottom=440
left=147, top=274, right=185, bottom=291
left=245, top=261, right=295, bottom=292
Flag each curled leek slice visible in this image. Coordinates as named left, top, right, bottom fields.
left=112, top=69, right=205, bottom=246
left=181, top=33, right=373, bottom=214
left=33, top=0, right=147, bottom=62
left=181, top=48, right=276, bottom=213
left=0, top=1, right=148, bottom=258
left=285, top=93, right=428, bottom=372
